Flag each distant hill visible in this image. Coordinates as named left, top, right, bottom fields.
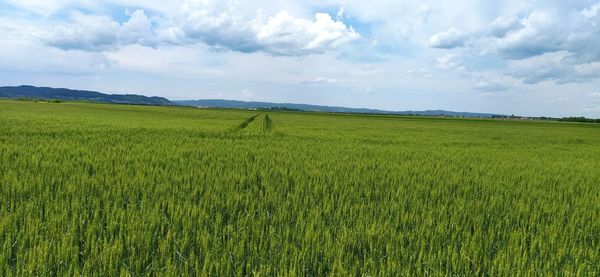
left=176, top=99, right=506, bottom=118
left=0, top=85, right=508, bottom=118
left=0, top=85, right=175, bottom=106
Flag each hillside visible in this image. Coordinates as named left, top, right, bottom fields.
left=0, top=85, right=175, bottom=106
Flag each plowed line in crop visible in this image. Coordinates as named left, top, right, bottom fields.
left=235, top=114, right=260, bottom=131
left=263, top=114, right=273, bottom=133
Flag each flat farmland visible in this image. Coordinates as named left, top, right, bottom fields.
left=1, top=100, right=599, bottom=275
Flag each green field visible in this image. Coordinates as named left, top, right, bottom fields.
left=1, top=99, right=599, bottom=275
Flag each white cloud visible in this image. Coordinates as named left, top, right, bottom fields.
left=581, top=2, right=600, bottom=18
left=583, top=104, right=600, bottom=112
left=46, top=10, right=158, bottom=51
left=118, top=10, right=155, bottom=45
left=44, top=4, right=359, bottom=57
left=256, top=12, right=360, bottom=56
left=180, top=9, right=360, bottom=56
left=407, top=68, right=432, bottom=78
left=436, top=54, right=463, bottom=70
left=352, top=84, right=374, bottom=93
left=495, top=11, right=564, bottom=59
left=0, top=40, right=111, bottom=75
left=301, top=77, right=340, bottom=84
left=427, top=2, right=600, bottom=87
left=240, top=89, right=255, bottom=99
left=508, top=51, right=600, bottom=84
left=488, top=16, right=521, bottom=37
left=46, top=12, right=120, bottom=51
left=546, top=97, right=571, bottom=103
left=3, top=0, right=97, bottom=16
left=470, top=73, right=513, bottom=92
left=429, top=2, right=600, bottom=62
left=473, top=80, right=510, bottom=92
left=589, top=91, right=600, bottom=96
left=429, top=28, right=468, bottom=49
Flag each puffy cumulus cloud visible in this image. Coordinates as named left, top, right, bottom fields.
left=118, top=10, right=155, bottom=45
left=429, top=28, right=468, bottom=49
left=179, top=9, right=360, bottom=56
left=44, top=4, right=359, bottom=56
left=46, top=10, right=156, bottom=51
left=256, top=12, right=360, bottom=56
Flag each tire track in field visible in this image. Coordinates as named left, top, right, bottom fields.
left=263, top=114, right=273, bottom=133
left=234, top=114, right=260, bottom=131
left=231, top=114, right=275, bottom=135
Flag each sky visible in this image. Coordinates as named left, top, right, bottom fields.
left=1, top=1, right=600, bottom=117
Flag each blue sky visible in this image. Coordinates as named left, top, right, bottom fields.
left=1, top=0, right=600, bottom=117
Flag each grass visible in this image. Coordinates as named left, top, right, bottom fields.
left=1, top=99, right=599, bottom=275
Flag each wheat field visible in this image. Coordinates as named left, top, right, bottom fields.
left=1, top=100, right=599, bottom=275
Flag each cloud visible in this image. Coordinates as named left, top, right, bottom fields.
left=180, top=9, right=360, bottom=56
left=426, top=2, right=600, bottom=86
left=583, top=104, right=600, bottom=113
left=546, top=97, right=571, bottom=103
left=469, top=73, right=513, bottom=92
left=0, top=40, right=111, bottom=75
left=407, top=68, right=432, bottom=78
left=352, top=85, right=374, bottom=93
left=494, top=11, right=565, bottom=59
left=2, top=0, right=96, bottom=17
left=581, top=2, right=600, bottom=18
left=256, top=12, right=360, bottom=56
left=589, top=91, right=600, bottom=97
left=301, top=77, right=340, bottom=84
left=473, top=80, right=510, bottom=92
left=46, top=10, right=157, bottom=51
left=429, top=28, right=468, bottom=49
left=429, top=2, right=600, bottom=62
left=45, top=5, right=359, bottom=57
left=508, top=51, right=600, bottom=84
left=435, top=54, right=464, bottom=70
left=488, top=16, right=522, bottom=38
left=118, top=10, right=155, bottom=45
